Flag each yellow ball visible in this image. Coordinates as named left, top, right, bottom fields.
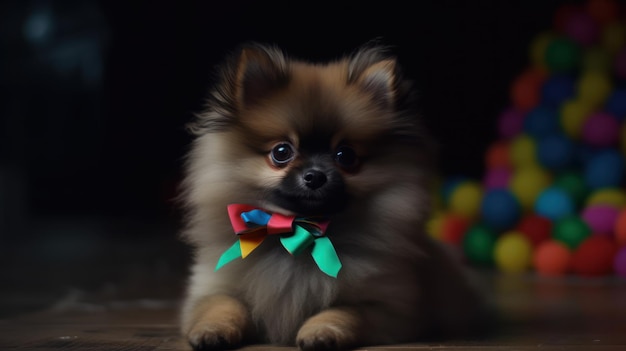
left=602, top=22, right=625, bottom=55
left=427, top=211, right=445, bottom=240
left=577, top=71, right=612, bottom=108
left=494, top=231, right=533, bottom=274
left=530, top=31, right=555, bottom=69
left=449, top=181, right=483, bottom=218
left=560, top=99, right=593, bottom=139
left=587, top=188, right=626, bottom=207
left=510, top=134, right=538, bottom=169
left=509, top=166, right=552, bottom=211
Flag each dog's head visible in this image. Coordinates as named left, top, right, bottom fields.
left=186, top=43, right=433, bottom=218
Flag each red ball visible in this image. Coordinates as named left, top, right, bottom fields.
left=485, top=141, right=511, bottom=169
left=582, top=112, right=620, bottom=147
left=587, top=0, right=620, bottom=25
left=516, top=214, right=553, bottom=247
left=554, top=3, right=583, bottom=33
left=534, top=240, right=572, bottom=276
left=510, top=68, right=547, bottom=111
left=571, top=236, right=618, bottom=276
left=440, top=214, right=472, bottom=245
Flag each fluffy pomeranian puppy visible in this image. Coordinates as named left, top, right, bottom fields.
left=179, top=42, right=492, bottom=351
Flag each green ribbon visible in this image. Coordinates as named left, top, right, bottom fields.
left=281, top=225, right=342, bottom=278
left=216, top=240, right=242, bottom=271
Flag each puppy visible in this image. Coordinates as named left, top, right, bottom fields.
left=179, top=42, right=492, bottom=351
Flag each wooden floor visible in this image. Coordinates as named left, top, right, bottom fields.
left=2, top=221, right=626, bottom=350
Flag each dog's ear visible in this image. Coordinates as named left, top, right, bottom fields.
left=356, top=59, right=396, bottom=107
left=349, top=46, right=397, bottom=108
left=188, top=44, right=290, bottom=134
left=235, top=44, right=290, bottom=108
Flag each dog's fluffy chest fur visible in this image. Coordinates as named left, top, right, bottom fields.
left=186, top=219, right=425, bottom=345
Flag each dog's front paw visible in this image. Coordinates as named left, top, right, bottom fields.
left=296, top=325, right=345, bottom=351
left=187, top=320, right=244, bottom=351
left=182, top=295, right=251, bottom=351
left=296, top=308, right=360, bottom=351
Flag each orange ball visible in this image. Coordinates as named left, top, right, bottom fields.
left=616, top=209, right=626, bottom=246
left=534, top=240, right=572, bottom=276
left=486, top=141, right=511, bottom=169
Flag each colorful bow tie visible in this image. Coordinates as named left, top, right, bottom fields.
left=215, top=204, right=342, bottom=278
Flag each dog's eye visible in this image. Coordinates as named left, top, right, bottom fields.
left=270, top=142, right=296, bottom=166
left=334, top=145, right=359, bottom=170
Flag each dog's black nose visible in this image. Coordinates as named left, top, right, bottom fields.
left=303, top=169, right=327, bottom=189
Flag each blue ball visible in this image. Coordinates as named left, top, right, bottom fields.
left=535, top=187, right=575, bottom=220
left=606, top=89, right=626, bottom=121
left=480, top=189, right=521, bottom=231
left=541, top=75, right=575, bottom=107
left=537, top=133, right=575, bottom=171
left=584, top=149, right=626, bottom=190
left=523, top=106, right=561, bottom=138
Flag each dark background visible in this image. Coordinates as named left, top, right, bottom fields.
left=0, top=0, right=578, bottom=297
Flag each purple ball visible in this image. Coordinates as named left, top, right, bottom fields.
left=614, top=247, right=626, bottom=278
left=483, top=167, right=512, bottom=190
left=581, top=204, right=621, bottom=236
left=498, top=108, right=525, bottom=139
left=582, top=112, right=620, bottom=147
left=564, top=11, right=598, bottom=46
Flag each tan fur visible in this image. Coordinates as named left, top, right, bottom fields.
left=184, top=294, right=252, bottom=348
left=179, top=43, right=493, bottom=351
left=296, top=307, right=361, bottom=350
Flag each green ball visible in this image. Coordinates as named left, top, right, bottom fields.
left=553, top=215, right=591, bottom=249
left=554, top=172, right=588, bottom=208
left=545, top=38, right=581, bottom=73
left=462, top=224, right=496, bottom=266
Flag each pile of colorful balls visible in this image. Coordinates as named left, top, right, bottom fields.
left=429, top=0, right=626, bottom=278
